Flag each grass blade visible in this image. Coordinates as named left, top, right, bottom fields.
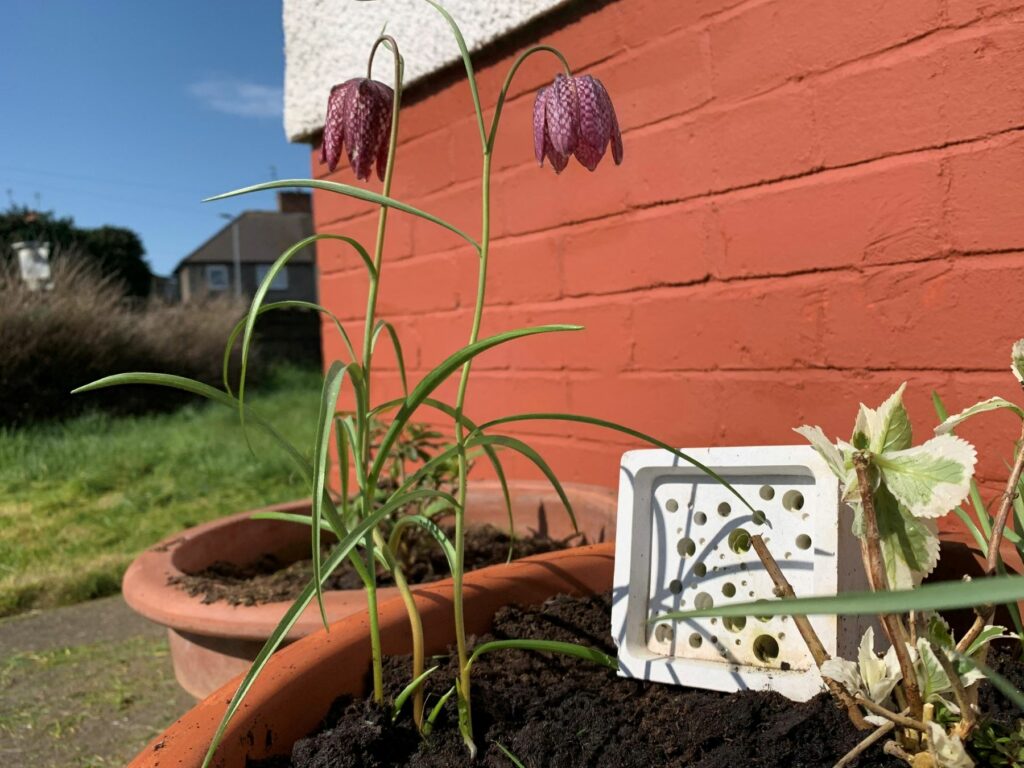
left=476, top=412, right=756, bottom=515
left=494, top=741, right=527, bottom=768
left=311, top=362, right=355, bottom=630
left=387, top=513, right=457, bottom=574
left=422, top=685, right=456, bottom=738
left=199, top=488, right=448, bottom=768
left=392, top=665, right=439, bottom=722
left=371, top=320, right=409, bottom=399
left=205, top=179, right=479, bottom=253
left=653, top=572, right=1024, bottom=622
left=467, top=639, right=617, bottom=671
left=469, top=433, right=578, bottom=534
left=368, top=325, right=582, bottom=483
left=222, top=299, right=355, bottom=395
left=422, top=0, right=485, bottom=148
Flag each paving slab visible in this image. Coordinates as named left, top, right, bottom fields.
left=0, top=596, right=194, bottom=768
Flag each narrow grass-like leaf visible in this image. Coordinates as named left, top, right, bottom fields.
left=423, top=685, right=456, bottom=738
left=335, top=416, right=350, bottom=521
left=205, top=179, right=479, bottom=253
left=371, top=320, right=409, bottom=398
left=392, top=665, right=440, bottom=722
left=423, top=0, right=486, bottom=148
left=653, top=573, right=1024, bottom=622
left=249, top=511, right=392, bottom=571
left=236, top=234, right=370, bottom=441
left=368, top=325, right=582, bottom=484
left=469, top=433, right=578, bottom=534
left=494, top=741, right=528, bottom=768
left=476, top=413, right=756, bottom=515
left=467, top=639, right=617, bottom=671
left=199, top=487, right=458, bottom=768
left=376, top=397, right=516, bottom=552
left=387, top=514, right=457, bottom=574
left=73, top=372, right=375, bottom=587
left=311, top=362, right=355, bottom=630
left=222, top=299, right=355, bottom=395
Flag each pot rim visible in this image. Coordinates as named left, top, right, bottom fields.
left=122, top=479, right=616, bottom=641
left=128, top=541, right=616, bottom=768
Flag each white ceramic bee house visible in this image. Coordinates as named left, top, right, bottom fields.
left=611, top=445, right=876, bottom=701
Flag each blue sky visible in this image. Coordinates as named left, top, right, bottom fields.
left=2, top=1, right=312, bottom=275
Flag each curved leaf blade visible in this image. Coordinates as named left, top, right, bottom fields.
left=205, top=179, right=480, bottom=253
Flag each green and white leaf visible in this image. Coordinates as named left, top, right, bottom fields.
left=794, top=425, right=846, bottom=479
left=875, top=435, right=977, bottom=519
left=821, top=628, right=902, bottom=709
left=928, top=722, right=975, bottom=768
left=964, top=624, right=1014, bottom=658
left=1013, top=338, right=1024, bottom=386
left=935, top=397, right=1024, bottom=435
left=915, top=639, right=953, bottom=704
left=875, top=485, right=941, bottom=588
left=868, top=383, right=913, bottom=454
left=858, top=628, right=903, bottom=704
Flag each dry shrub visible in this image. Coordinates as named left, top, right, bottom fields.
left=0, top=260, right=251, bottom=426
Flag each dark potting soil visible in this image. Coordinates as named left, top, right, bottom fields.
left=260, top=592, right=970, bottom=768
left=170, top=523, right=580, bottom=606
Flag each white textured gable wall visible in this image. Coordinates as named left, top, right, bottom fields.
left=283, top=0, right=569, bottom=143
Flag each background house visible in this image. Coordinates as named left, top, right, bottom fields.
left=175, top=190, right=321, bottom=364
left=175, top=191, right=317, bottom=304
left=283, top=0, right=1024, bottom=503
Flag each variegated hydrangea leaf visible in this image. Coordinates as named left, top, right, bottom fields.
left=793, top=425, right=845, bottom=479
left=875, top=485, right=941, bottom=588
left=928, top=722, right=975, bottom=768
left=858, top=383, right=913, bottom=455
left=874, top=435, right=977, bottom=520
left=1013, top=339, right=1024, bottom=386
left=936, top=397, right=1024, bottom=435
left=857, top=627, right=903, bottom=704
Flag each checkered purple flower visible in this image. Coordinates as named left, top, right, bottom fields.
left=533, top=74, right=623, bottom=174
left=321, top=78, right=394, bottom=181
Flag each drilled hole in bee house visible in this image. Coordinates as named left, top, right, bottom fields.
left=669, top=579, right=682, bottom=594
left=728, top=528, right=752, bottom=554
left=796, top=534, right=812, bottom=550
left=717, top=502, right=732, bottom=517
left=722, top=582, right=736, bottom=598
left=752, top=509, right=767, bottom=525
left=753, top=635, right=780, bottom=664
left=689, top=633, right=703, bottom=649
left=694, top=592, right=714, bottom=611
left=654, top=624, right=674, bottom=643
left=666, top=499, right=679, bottom=513
left=693, top=562, right=707, bottom=577
left=694, top=511, right=707, bottom=525
left=782, top=490, right=804, bottom=511
left=759, top=485, right=775, bottom=500
left=677, top=537, right=696, bottom=558
left=723, top=616, right=746, bottom=633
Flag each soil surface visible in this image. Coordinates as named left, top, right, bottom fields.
left=171, top=523, right=580, bottom=606
left=263, top=593, right=1024, bottom=768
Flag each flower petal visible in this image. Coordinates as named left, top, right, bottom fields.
left=533, top=87, right=549, bottom=166
left=545, top=74, right=579, bottom=157
left=345, top=79, right=391, bottom=181
left=575, top=76, right=612, bottom=161
left=321, top=80, right=356, bottom=172
left=543, top=134, right=570, bottom=174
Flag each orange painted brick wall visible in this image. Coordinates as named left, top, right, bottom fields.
left=311, top=0, right=1024, bottom=500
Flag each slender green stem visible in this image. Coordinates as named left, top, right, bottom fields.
left=453, top=150, right=492, bottom=735
left=376, top=529, right=426, bottom=729
left=486, top=44, right=571, bottom=154
left=357, top=33, right=403, bottom=704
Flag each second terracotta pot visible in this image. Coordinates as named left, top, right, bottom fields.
left=123, top=479, right=616, bottom=698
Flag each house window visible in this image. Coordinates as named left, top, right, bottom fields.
left=206, top=264, right=230, bottom=292
left=255, top=264, right=289, bottom=291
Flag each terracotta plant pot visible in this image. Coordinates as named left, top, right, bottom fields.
left=123, top=480, right=616, bottom=698
left=128, top=542, right=615, bottom=768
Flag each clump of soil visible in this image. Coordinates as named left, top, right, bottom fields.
left=264, top=592, right=918, bottom=768
left=170, top=523, right=580, bottom=606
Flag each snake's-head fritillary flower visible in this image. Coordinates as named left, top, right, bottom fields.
left=533, top=73, right=622, bottom=174
left=321, top=78, right=394, bottom=181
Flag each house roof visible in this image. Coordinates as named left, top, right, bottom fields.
left=174, top=210, right=314, bottom=273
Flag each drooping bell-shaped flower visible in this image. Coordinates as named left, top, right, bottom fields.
left=533, top=73, right=623, bottom=174
left=321, top=78, right=394, bottom=181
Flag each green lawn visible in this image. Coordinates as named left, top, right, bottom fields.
left=0, top=366, right=321, bottom=617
